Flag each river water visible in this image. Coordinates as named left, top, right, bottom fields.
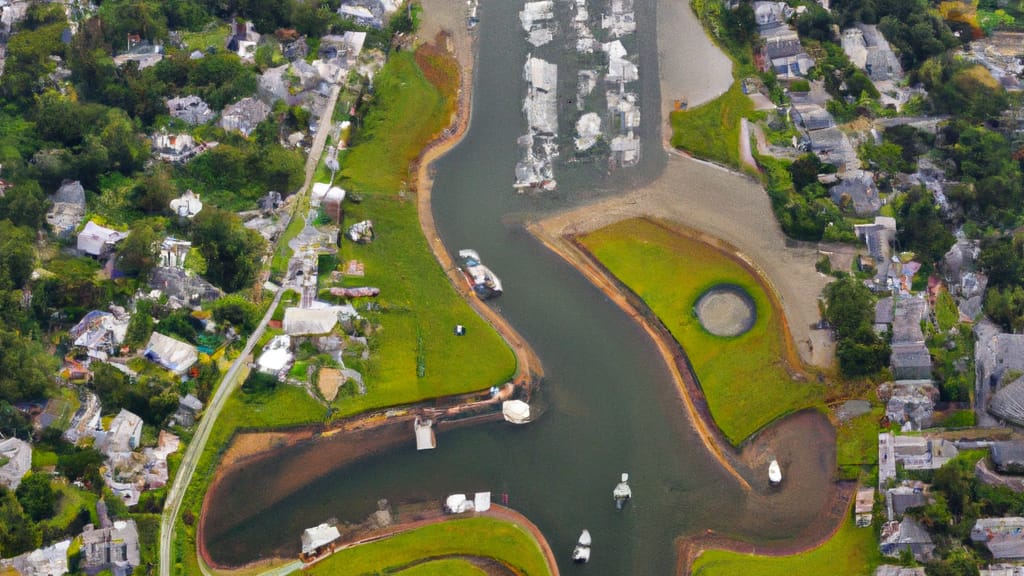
left=202, top=0, right=837, bottom=573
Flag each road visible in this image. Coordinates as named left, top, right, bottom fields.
left=159, top=82, right=343, bottom=576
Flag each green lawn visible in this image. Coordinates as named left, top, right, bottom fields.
left=836, top=407, right=882, bottom=482
left=181, top=24, right=231, bottom=52
left=692, top=516, right=881, bottom=576
left=669, top=82, right=754, bottom=168
left=397, top=559, right=488, bottom=575
left=300, top=517, right=551, bottom=576
left=579, top=218, right=823, bottom=444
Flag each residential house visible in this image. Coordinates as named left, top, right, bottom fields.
left=149, top=266, right=223, bottom=307
left=880, top=431, right=958, bottom=474
left=143, top=332, right=198, bottom=376
left=880, top=518, right=935, bottom=561
left=3, top=539, right=71, bottom=576
left=283, top=307, right=345, bottom=336
left=166, top=95, right=215, bottom=125
left=169, top=189, right=203, bottom=218
left=978, top=320, right=1024, bottom=426
left=77, top=221, right=128, bottom=258
left=220, top=97, right=271, bottom=137
left=752, top=1, right=793, bottom=27
left=842, top=24, right=903, bottom=82
left=174, top=394, right=204, bottom=427
left=890, top=296, right=931, bottom=381
left=855, top=487, right=875, bottom=527
left=256, top=334, right=293, bottom=376
left=258, top=65, right=290, bottom=103
left=112, top=41, right=164, bottom=70
left=301, top=523, right=341, bottom=559
left=63, top=391, right=102, bottom=446
left=70, top=309, right=130, bottom=361
left=886, top=483, right=927, bottom=521
left=140, top=430, right=179, bottom=489
left=982, top=565, right=1024, bottom=576
left=225, top=20, right=260, bottom=60
left=159, top=237, right=191, bottom=269
left=339, top=3, right=378, bottom=27
left=830, top=171, right=881, bottom=216
left=282, top=35, right=309, bottom=61
left=80, top=520, right=140, bottom=576
left=96, top=409, right=142, bottom=454
left=152, top=132, right=208, bottom=163
left=46, top=180, right=87, bottom=236
left=0, top=437, right=31, bottom=489
left=992, top=442, right=1024, bottom=475
left=972, top=518, right=1024, bottom=561
left=875, top=567, right=926, bottom=576
left=941, top=239, right=986, bottom=321
left=875, top=296, right=894, bottom=333
left=879, top=380, right=938, bottom=431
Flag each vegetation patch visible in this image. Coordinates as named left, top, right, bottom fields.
left=691, top=516, right=882, bottom=575
left=836, top=406, right=882, bottom=482
left=669, top=82, right=754, bottom=168
left=579, top=218, right=823, bottom=444
left=397, top=558, right=488, bottom=575
left=304, top=517, right=551, bottom=576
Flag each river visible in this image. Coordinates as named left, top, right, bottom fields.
left=201, top=0, right=838, bottom=573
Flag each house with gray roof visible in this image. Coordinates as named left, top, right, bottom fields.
left=880, top=517, right=935, bottom=561
left=879, top=380, right=937, bottom=430
left=46, top=180, right=86, bottom=236
left=220, top=97, right=271, bottom=137
left=887, top=484, right=927, bottom=520
left=143, top=332, right=198, bottom=376
left=830, top=171, right=881, bottom=215
left=992, top=442, right=1024, bottom=475
left=81, top=520, right=140, bottom=576
left=978, top=320, right=1024, bottom=426
left=0, top=437, right=31, bottom=489
left=166, top=95, right=215, bottom=125
left=875, top=567, right=926, bottom=576
left=972, top=517, right=1024, bottom=561
left=891, top=343, right=932, bottom=381
left=3, top=539, right=71, bottom=576
left=982, top=564, right=1024, bottom=576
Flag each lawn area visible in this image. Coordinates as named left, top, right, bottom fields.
left=397, top=559, right=488, bottom=575
left=300, top=517, right=551, bottom=576
left=836, top=407, right=882, bottom=482
left=39, top=481, right=98, bottom=535
left=181, top=24, right=231, bottom=52
left=691, top=516, right=882, bottom=576
left=579, top=218, right=823, bottom=444
left=669, top=81, right=754, bottom=168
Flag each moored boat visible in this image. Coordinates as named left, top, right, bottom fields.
left=457, top=249, right=503, bottom=300
left=613, top=473, right=631, bottom=510
left=768, top=459, right=782, bottom=485
left=572, top=529, right=591, bottom=563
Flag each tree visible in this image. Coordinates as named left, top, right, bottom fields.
left=0, top=180, right=49, bottom=230
left=190, top=207, right=266, bottom=292
left=117, top=219, right=162, bottom=278
left=824, top=277, right=888, bottom=376
left=896, top=187, right=954, bottom=265
left=0, top=488, right=40, bottom=557
left=0, top=221, right=35, bottom=289
left=210, top=294, right=257, bottom=332
left=124, top=300, right=154, bottom=349
left=0, top=329, right=58, bottom=403
left=15, top=474, right=55, bottom=522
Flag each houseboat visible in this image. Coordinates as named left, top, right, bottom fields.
left=457, top=249, right=503, bottom=300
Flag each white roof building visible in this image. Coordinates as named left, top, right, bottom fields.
left=143, top=332, right=198, bottom=375
left=7, top=539, right=71, bottom=576
left=257, top=334, right=293, bottom=374
left=169, top=190, right=203, bottom=218
left=301, top=523, right=341, bottom=555
left=77, top=221, right=128, bottom=257
left=283, top=307, right=340, bottom=336
left=100, top=409, right=143, bottom=454
left=0, top=437, right=32, bottom=489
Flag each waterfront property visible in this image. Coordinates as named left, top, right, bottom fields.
left=579, top=218, right=822, bottom=444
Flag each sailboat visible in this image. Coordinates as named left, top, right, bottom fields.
left=613, top=473, right=632, bottom=510
left=572, top=529, right=591, bottom=563
left=768, top=459, right=782, bottom=485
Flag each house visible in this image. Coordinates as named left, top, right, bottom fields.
left=152, top=132, right=207, bottom=163
left=220, top=97, right=271, bottom=137
left=70, top=309, right=130, bottom=361
left=791, top=103, right=835, bottom=131
left=283, top=307, right=347, bottom=336
left=166, top=95, right=215, bottom=125
left=301, top=523, right=341, bottom=558
left=64, top=391, right=102, bottom=446
left=97, top=409, right=143, bottom=454
left=257, top=334, right=293, bottom=375
left=112, top=42, right=164, bottom=70
left=169, top=189, right=203, bottom=218
left=992, top=442, right=1024, bottom=475
left=855, top=487, right=875, bottom=527
left=978, top=321, right=1024, bottom=426
left=225, top=20, right=260, bottom=60
left=174, top=394, right=203, bottom=427
left=258, top=65, right=290, bottom=103
left=972, top=517, right=1024, bottom=561
left=46, top=180, right=87, bottom=236
left=80, top=520, right=140, bottom=576
left=890, top=343, right=932, bottom=382
left=842, top=25, right=903, bottom=82
left=0, top=437, right=31, bottom=489
left=4, top=539, right=71, bottom=576
left=942, top=239, right=986, bottom=320
left=880, top=518, right=935, bottom=561
left=752, top=1, right=793, bottom=27
left=881, top=431, right=958, bottom=473
left=77, top=221, right=128, bottom=258
left=282, top=35, right=309, bottom=61
left=875, top=296, right=894, bottom=333
left=887, top=483, right=927, bottom=521
left=141, top=430, right=179, bottom=490
left=830, top=171, right=881, bottom=215
left=879, top=380, right=938, bottom=431
left=143, top=332, right=198, bottom=376
left=982, top=565, right=1024, bottom=576
left=149, top=267, right=223, bottom=306
left=339, top=3, right=378, bottom=27
left=159, top=237, right=191, bottom=269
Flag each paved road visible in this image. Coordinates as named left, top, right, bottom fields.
left=159, top=83, right=343, bottom=576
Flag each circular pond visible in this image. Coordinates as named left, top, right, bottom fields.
left=694, top=284, right=757, bottom=337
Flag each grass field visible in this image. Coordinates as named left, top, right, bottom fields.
left=669, top=82, right=755, bottom=168
left=181, top=24, right=231, bottom=52
left=300, top=517, right=551, bottom=576
left=836, top=407, right=882, bottom=482
left=579, top=218, right=823, bottom=444
left=691, top=516, right=881, bottom=576
left=397, top=559, right=488, bottom=575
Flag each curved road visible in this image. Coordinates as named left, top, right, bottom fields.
left=158, top=83, right=342, bottom=576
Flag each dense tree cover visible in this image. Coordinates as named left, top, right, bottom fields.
left=917, top=57, right=1009, bottom=122
left=209, top=294, right=258, bottom=332
left=824, top=277, right=889, bottom=376
left=895, top=187, right=955, bottom=265
left=979, top=234, right=1024, bottom=332
left=0, top=487, right=41, bottom=557
left=116, top=218, right=163, bottom=278
left=0, top=329, right=58, bottom=403
left=188, top=207, right=266, bottom=292
left=762, top=155, right=851, bottom=242
left=182, top=134, right=305, bottom=205
left=831, top=0, right=960, bottom=70
left=938, top=122, right=1023, bottom=227
left=15, top=474, right=55, bottom=522
left=91, top=362, right=180, bottom=426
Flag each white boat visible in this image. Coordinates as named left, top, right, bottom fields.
left=768, top=459, right=782, bottom=485
left=572, top=529, right=591, bottom=563
left=613, top=472, right=631, bottom=510
left=457, top=249, right=503, bottom=300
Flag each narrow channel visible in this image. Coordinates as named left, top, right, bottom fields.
left=202, top=0, right=838, bottom=573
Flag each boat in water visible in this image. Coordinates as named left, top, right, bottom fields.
left=572, top=529, right=591, bottom=563
left=613, top=473, right=631, bottom=510
left=457, top=249, right=503, bottom=300
left=768, top=459, right=782, bottom=485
